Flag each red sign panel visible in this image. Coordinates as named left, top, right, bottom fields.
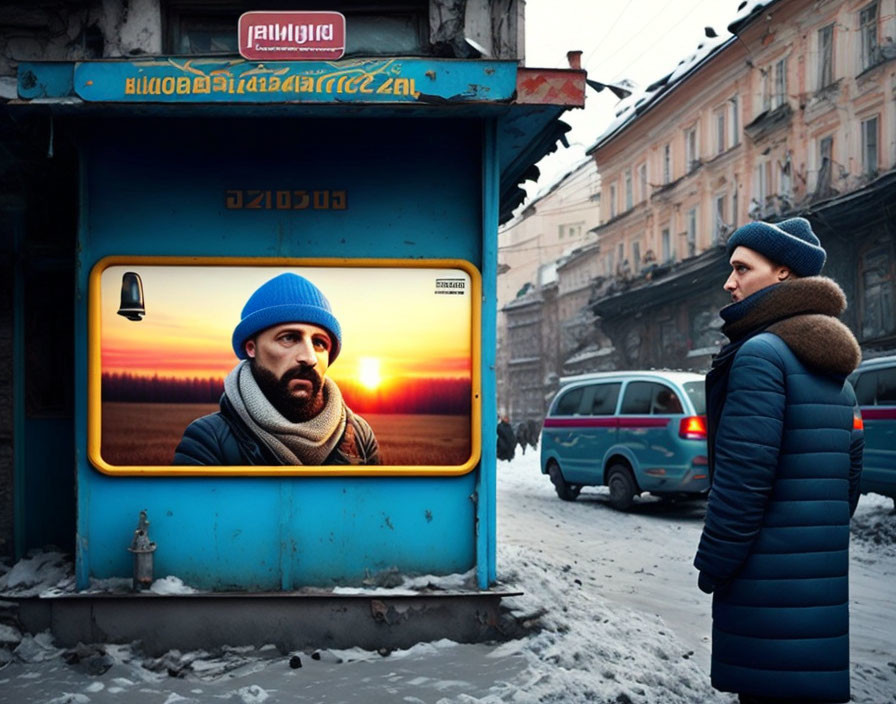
left=238, top=11, right=346, bottom=61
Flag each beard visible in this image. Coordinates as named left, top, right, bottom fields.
left=250, top=360, right=326, bottom=423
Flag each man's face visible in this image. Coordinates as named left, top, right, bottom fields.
left=244, top=322, right=332, bottom=422
left=724, top=246, right=792, bottom=303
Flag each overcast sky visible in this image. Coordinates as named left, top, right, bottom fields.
left=522, top=0, right=749, bottom=198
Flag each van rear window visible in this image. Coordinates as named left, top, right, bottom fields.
left=683, top=381, right=706, bottom=415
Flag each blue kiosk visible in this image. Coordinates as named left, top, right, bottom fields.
left=12, top=53, right=583, bottom=649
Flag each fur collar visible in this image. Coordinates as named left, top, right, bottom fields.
left=723, top=277, right=861, bottom=377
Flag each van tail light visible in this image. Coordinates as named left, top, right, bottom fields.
left=853, top=411, right=863, bottom=431
left=679, top=416, right=707, bottom=440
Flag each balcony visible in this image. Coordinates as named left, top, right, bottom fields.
left=744, top=103, right=792, bottom=143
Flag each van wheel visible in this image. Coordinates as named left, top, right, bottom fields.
left=607, top=465, right=636, bottom=511
left=548, top=461, right=581, bottom=502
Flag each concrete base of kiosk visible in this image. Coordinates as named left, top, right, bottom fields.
left=12, top=591, right=522, bottom=656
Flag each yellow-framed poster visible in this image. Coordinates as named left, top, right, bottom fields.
left=88, top=257, right=481, bottom=476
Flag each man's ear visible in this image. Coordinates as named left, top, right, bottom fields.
left=777, top=266, right=792, bottom=282
left=244, top=338, right=256, bottom=358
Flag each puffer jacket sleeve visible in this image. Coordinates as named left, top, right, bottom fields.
left=173, top=414, right=230, bottom=465
left=695, top=335, right=786, bottom=589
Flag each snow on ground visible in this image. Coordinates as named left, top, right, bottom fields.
left=495, top=447, right=896, bottom=704
left=1, top=446, right=895, bottom=703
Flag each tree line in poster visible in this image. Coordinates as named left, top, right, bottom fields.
left=101, top=372, right=471, bottom=414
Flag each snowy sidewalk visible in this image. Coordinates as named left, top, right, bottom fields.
left=1, top=446, right=894, bottom=703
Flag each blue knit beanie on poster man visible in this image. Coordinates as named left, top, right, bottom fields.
left=232, top=273, right=342, bottom=361
left=725, top=217, right=826, bottom=277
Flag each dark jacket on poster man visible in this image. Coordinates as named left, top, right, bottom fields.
left=173, top=391, right=379, bottom=466
left=173, top=272, right=380, bottom=467
left=694, top=219, right=863, bottom=703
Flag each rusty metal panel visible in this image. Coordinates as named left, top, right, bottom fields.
left=516, top=68, right=586, bottom=107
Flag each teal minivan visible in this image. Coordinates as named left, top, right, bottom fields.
left=540, top=371, right=709, bottom=510
left=848, top=354, right=896, bottom=506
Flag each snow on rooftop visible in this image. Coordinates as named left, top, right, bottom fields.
left=589, top=1, right=784, bottom=150
left=593, top=30, right=733, bottom=147
left=729, top=0, right=775, bottom=30
left=666, top=33, right=730, bottom=85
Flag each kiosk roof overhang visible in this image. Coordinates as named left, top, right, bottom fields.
left=13, top=57, right=585, bottom=224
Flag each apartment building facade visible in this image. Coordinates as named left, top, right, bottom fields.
left=496, top=159, right=602, bottom=420
left=587, top=0, right=896, bottom=370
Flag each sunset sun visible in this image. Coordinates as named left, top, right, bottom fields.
left=358, top=357, right=382, bottom=390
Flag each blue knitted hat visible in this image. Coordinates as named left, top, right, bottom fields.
left=726, top=217, right=826, bottom=277
left=232, top=273, right=342, bottom=361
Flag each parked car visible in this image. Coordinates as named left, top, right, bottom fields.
left=540, top=370, right=709, bottom=510
left=848, top=354, right=896, bottom=505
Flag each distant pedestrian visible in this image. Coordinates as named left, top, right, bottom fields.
left=693, top=218, right=864, bottom=703
left=496, top=415, right=515, bottom=461
left=514, top=418, right=540, bottom=454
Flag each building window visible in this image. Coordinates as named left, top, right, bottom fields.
left=609, top=183, right=617, bottom=218
left=559, top=223, right=585, bottom=240
left=729, top=95, right=740, bottom=146
left=862, top=116, right=879, bottom=175
left=732, top=188, right=738, bottom=228
left=773, top=57, right=787, bottom=108
left=860, top=242, right=895, bottom=340
left=714, top=108, right=726, bottom=155
left=687, top=207, right=697, bottom=257
left=713, top=195, right=726, bottom=243
left=817, top=135, right=833, bottom=195
left=617, top=242, right=625, bottom=268
left=639, top=163, right=648, bottom=201
left=632, top=240, right=641, bottom=270
left=756, top=163, right=767, bottom=205
left=780, top=153, right=792, bottom=199
left=663, top=143, right=672, bottom=184
left=755, top=161, right=772, bottom=214
left=625, top=169, right=633, bottom=210
left=661, top=226, right=673, bottom=263
left=685, top=127, right=698, bottom=171
left=860, top=3, right=879, bottom=71
left=818, top=24, right=834, bottom=88
left=761, top=69, right=771, bottom=113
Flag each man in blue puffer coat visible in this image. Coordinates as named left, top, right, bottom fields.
left=694, top=217, right=864, bottom=704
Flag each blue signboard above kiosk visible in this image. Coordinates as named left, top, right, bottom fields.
left=72, top=57, right=519, bottom=103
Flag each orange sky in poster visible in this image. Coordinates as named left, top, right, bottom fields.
left=100, top=265, right=473, bottom=387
